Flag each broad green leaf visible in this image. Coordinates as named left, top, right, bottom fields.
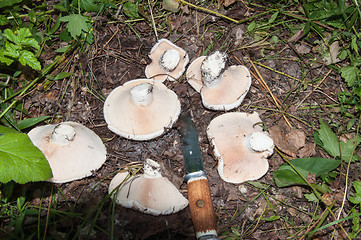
left=273, top=164, right=309, bottom=187
left=16, top=28, right=32, bottom=43
left=0, top=126, right=18, bottom=134
left=273, top=157, right=340, bottom=187
left=16, top=116, right=50, bottom=130
left=60, top=14, right=89, bottom=39
left=21, top=38, right=40, bottom=50
left=123, top=1, right=140, bottom=19
left=19, top=50, right=41, bottom=70
left=4, top=42, right=20, bottom=58
left=349, top=181, right=361, bottom=204
left=0, top=52, right=14, bottom=66
left=0, top=0, right=22, bottom=8
left=305, top=193, right=318, bottom=203
left=3, top=29, right=18, bottom=44
left=340, top=136, right=361, bottom=162
left=341, top=65, right=358, bottom=87
left=0, top=133, right=52, bottom=184
left=317, top=119, right=340, bottom=157
left=74, top=0, right=100, bottom=12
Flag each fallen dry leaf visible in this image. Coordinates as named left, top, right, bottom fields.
left=297, top=142, right=316, bottom=158
left=269, top=123, right=306, bottom=158
left=296, top=43, right=311, bottom=54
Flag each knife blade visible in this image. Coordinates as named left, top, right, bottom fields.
left=178, top=111, right=218, bottom=240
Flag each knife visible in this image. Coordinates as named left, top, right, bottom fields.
left=178, top=111, right=218, bottom=240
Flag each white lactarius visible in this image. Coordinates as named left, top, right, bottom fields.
left=28, top=122, right=107, bottom=183
left=206, top=112, right=274, bottom=184
left=103, top=79, right=181, bottom=141
left=145, top=39, right=189, bottom=82
left=109, top=159, right=188, bottom=215
left=186, top=52, right=251, bottom=111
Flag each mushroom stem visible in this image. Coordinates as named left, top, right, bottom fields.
left=201, top=51, right=227, bottom=87
left=244, top=132, right=274, bottom=156
left=143, top=159, right=162, bottom=178
left=130, top=83, right=153, bottom=106
left=50, top=123, right=76, bottom=145
left=159, top=49, right=181, bottom=72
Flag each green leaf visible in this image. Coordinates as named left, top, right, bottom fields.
left=262, top=215, right=280, bottom=221
left=268, top=11, right=279, bottom=24
left=340, top=136, right=361, bottom=162
left=123, top=2, right=140, bottom=19
left=0, top=133, right=52, bottom=184
left=74, top=0, right=100, bottom=12
left=0, top=0, right=22, bottom=8
left=19, top=50, right=41, bottom=70
left=16, top=116, right=50, bottom=130
left=0, top=50, right=14, bottom=65
left=273, top=157, right=340, bottom=187
left=305, top=193, right=319, bottom=203
left=349, top=181, right=361, bottom=204
left=21, top=38, right=40, bottom=50
left=247, top=21, right=257, bottom=32
left=51, top=72, right=72, bottom=80
left=4, top=42, right=20, bottom=58
left=0, top=126, right=18, bottom=135
left=3, top=29, right=19, bottom=45
left=60, top=14, right=89, bottom=39
left=0, top=15, right=9, bottom=25
left=16, top=28, right=32, bottom=43
left=317, top=119, right=340, bottom=157
left=341, top=65, right=358, bottom=87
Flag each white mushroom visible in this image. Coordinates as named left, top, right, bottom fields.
left=103, top=79, right=181, bottom=141
left=109, top=159, right=188, bottom=215
left=206, top=112, right=274, bottom=184
left=186, top=51, right=251, bottom=111
left=28, top=122, right=107, bottom=183
left=145, top=39, right=189, bottom=82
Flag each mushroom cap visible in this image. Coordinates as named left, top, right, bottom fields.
left=186, top=57, right=251, bottom=111
left=145, top=39, right=189, bottom=82
left=206, top=112, right=272, bottom=184
left=109, top=169, right=188, bottom=215
left=103, top=79, right=181, bottom=141
left=28, top=122, right=107, bottom=183
left=186, top=56, right=206, bottom=93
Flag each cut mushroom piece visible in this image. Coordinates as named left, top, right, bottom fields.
left=186, top=51, right=251, bottom=111
left=145, top=39, right=189, bottom=82
left=206, top=112, right=274, bottom=184
left=103, top=79, right=181, bottom=141
left=109, top=159, right=188, bottom=215
left=28, top=122, right=107, bottom=183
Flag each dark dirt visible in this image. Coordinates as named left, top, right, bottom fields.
left=8, top=1, right=359, bottom=240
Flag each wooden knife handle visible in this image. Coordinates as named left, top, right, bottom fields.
left=187, top=176, right=218, bottom=239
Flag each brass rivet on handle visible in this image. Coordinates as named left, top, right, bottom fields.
left=196, top=199, right=205, bottom=208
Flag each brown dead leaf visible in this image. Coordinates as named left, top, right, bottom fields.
left=297, top=142, right=316, bottom=158
left=296, top=44, right=311, bottom=54
left=329, top=41, right=340, bottom=63
left=269, top=123, right=306, bottom=158
left=224, top=0, right=236, bottom=7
